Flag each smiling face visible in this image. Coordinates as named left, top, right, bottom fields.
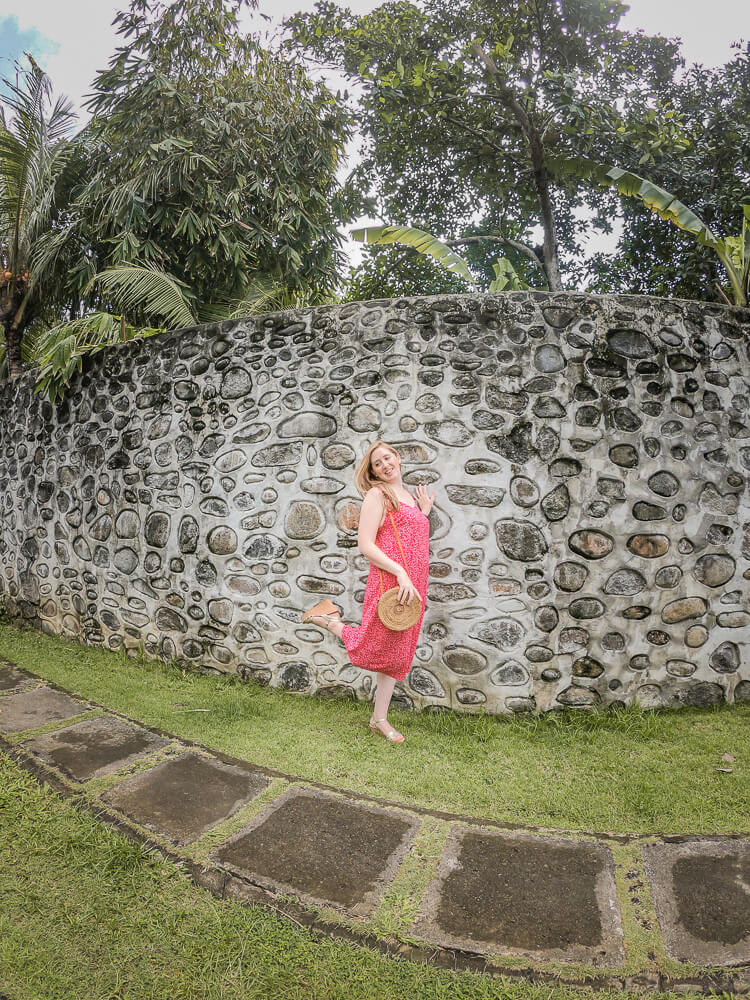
left=370, top=445, right=400, bottom=483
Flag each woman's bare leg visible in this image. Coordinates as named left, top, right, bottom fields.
left=370, top=672, right=403, bottom=741
left=372, top=672, right=397, bottom=720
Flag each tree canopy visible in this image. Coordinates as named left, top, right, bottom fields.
left=47, top=0, right=359, bottom=324
left=2, top=0, right=363, bottom=394
left=587, top=43, right=750, bottom=300
left=0, top=56, right=77, bottom=378
left=288, top=0, right=732, bottom=296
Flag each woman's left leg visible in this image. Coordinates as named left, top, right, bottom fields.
left=369, top=671, right=404, bottom=742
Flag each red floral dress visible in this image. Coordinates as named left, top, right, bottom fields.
left=341, top=498, right=430, bottom=681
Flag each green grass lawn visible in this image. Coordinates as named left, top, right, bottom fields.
left=1, top=620, right=747, bottom=834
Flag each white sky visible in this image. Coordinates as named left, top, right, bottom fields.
left=1, top=0, right=745, bottom=268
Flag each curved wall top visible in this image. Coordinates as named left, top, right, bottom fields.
left=0, top=291, right=748, bottom=713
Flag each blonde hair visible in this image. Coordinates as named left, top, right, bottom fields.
left=354, top=440, right=402, bottom=511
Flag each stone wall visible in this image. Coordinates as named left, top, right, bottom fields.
left=1, top=292, right=748, bottom=713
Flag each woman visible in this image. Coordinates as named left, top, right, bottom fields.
left=302, top=440, right=435, bottom=743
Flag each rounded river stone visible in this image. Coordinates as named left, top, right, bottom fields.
left=510, top=476, right=539, bottom=507
left=569, top=597, right=605, bottom=619
left=685, top=624, right=709, bottom=647
left=609, top=444, right=638, bottom=468
left=648, top=470, right=680, bottom=497
left=709, top=641, right=740, bottom=673
left=661, top=596, right=707, bottom=623
left=655, top=565, right=682, bottom=588
left=568, top=529, right=614, bottom=559
left=627, top=534, right=669, bottom=558
left=285, top=501, right=325, bottom=539
left=692, top=552, right=735, bottom=587
left=554, top=561, right=588, bottom=592
left=572, top=656, right=605, bottom=678
left=540, top=483, right=570, bottom=521
left=534, top=344, right=566, bottom=372
left=604, top=568, right=646, bottom=595
left=207, top=526, right=238, bottom=555
left=144, top=512, right=170, bottom=548
left=443, top=646, right=487, bottom=675
left=606, top=328, right=656, bottom=357
left=495, top=519, right=548, bottom=561
left=490, top=661, right=529, bottom=686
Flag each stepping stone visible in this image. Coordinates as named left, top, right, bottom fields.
left=213, top=787, right=419, bottom=916
left=0, top=686, right=91, bottom=734
left=412, top=826, right=624, bottom=965
left=22, top=715, right=169, bottom=782
left=642, top=840, right=750, bottom=966
left=0, top=661, right=35, bottom=693
left=100, top=752, right=268, bottom=846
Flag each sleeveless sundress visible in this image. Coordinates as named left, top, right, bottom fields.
left=341, top=499, right=430, bottom=681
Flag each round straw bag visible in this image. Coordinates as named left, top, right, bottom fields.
left=376, top=508, right=422, bottom=632
left=377, top=587, right=421, bottom=631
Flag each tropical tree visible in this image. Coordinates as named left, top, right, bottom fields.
left=60, top=0, right=357, bottom=316
left=289, top=0, right=687, bottom=294
left=0, top=56, right=76, bottom=379
left=590, top=165, right=750, bottom=306
left=586, top=43, right=750, bottom=300
left=9, top=0, right=361, bottom=398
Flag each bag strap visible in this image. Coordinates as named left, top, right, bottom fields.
left=376, top=493, right=411, bottom=597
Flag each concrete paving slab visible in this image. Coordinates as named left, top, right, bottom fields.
left=0, top=686, right=91, bottom=734
left=0, top=661, right=36, bottom=693
left=22, top=715, right=170, bottom=782
left=412, top=826, right=625, bottom=966
left=100, top=751, right=268, bottom=845
left=642, top=840, right=750, bottom=966
left=213, top=787, right=420, bottom=917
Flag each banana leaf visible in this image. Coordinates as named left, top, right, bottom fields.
left=351, top=224, right=475, bottom=286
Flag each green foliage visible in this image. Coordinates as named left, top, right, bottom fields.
left=0, top=56, right=77, bottom=376
left=600, top=171, right=749, bottom=306
left=345, top=244, right=470, bottom=300
left=288, top=0, right=687, bottom=295
left=559, top=154, right=750, bottom=305
left=71, top=0, right=354, bottom=309
left=586, top=44, right=750, bottom=300
left=351, top=223, right=475, bottom=283
left=488, top=256, right=528, bottom=291
left=3, top=0, right=361, bottom=397
left=350, top=222, right=529, bottom=292
left=88, top=265, right=197, bottom=330
left=32, top=312, right=163, bottom=403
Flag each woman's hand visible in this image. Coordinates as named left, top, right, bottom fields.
left=396, top=568, right=421, bottom=607
left=415, top=484, right=435, bottom=517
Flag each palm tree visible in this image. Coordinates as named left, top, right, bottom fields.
left=0, top=56, right=76, bottom=379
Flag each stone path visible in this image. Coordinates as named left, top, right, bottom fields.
left=1, top=660, right=748, bottom=996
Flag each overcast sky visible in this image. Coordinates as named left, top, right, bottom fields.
left=0, top=0, right=745, bottom=266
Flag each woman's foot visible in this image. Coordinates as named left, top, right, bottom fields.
left=301, top=599, right=343, bottom=637
left=369, top=716, right=404, bottom=744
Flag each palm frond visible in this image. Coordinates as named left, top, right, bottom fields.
left=87, top=264, right=197, bottom=329
left=33, top=312, right=163, bottom=402
left=200, top=273, right=336, bottom=322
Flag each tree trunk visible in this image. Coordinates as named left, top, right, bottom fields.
left=524, top=129, right=564, bottom=292
left=473, top=43, right=564, bottom=292
left=3, top=319, right=24, bottom=380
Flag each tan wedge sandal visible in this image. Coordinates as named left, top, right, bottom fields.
left=369, top=717, right=404, bottom=744
left=301, top=598, right=341, bottom=632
